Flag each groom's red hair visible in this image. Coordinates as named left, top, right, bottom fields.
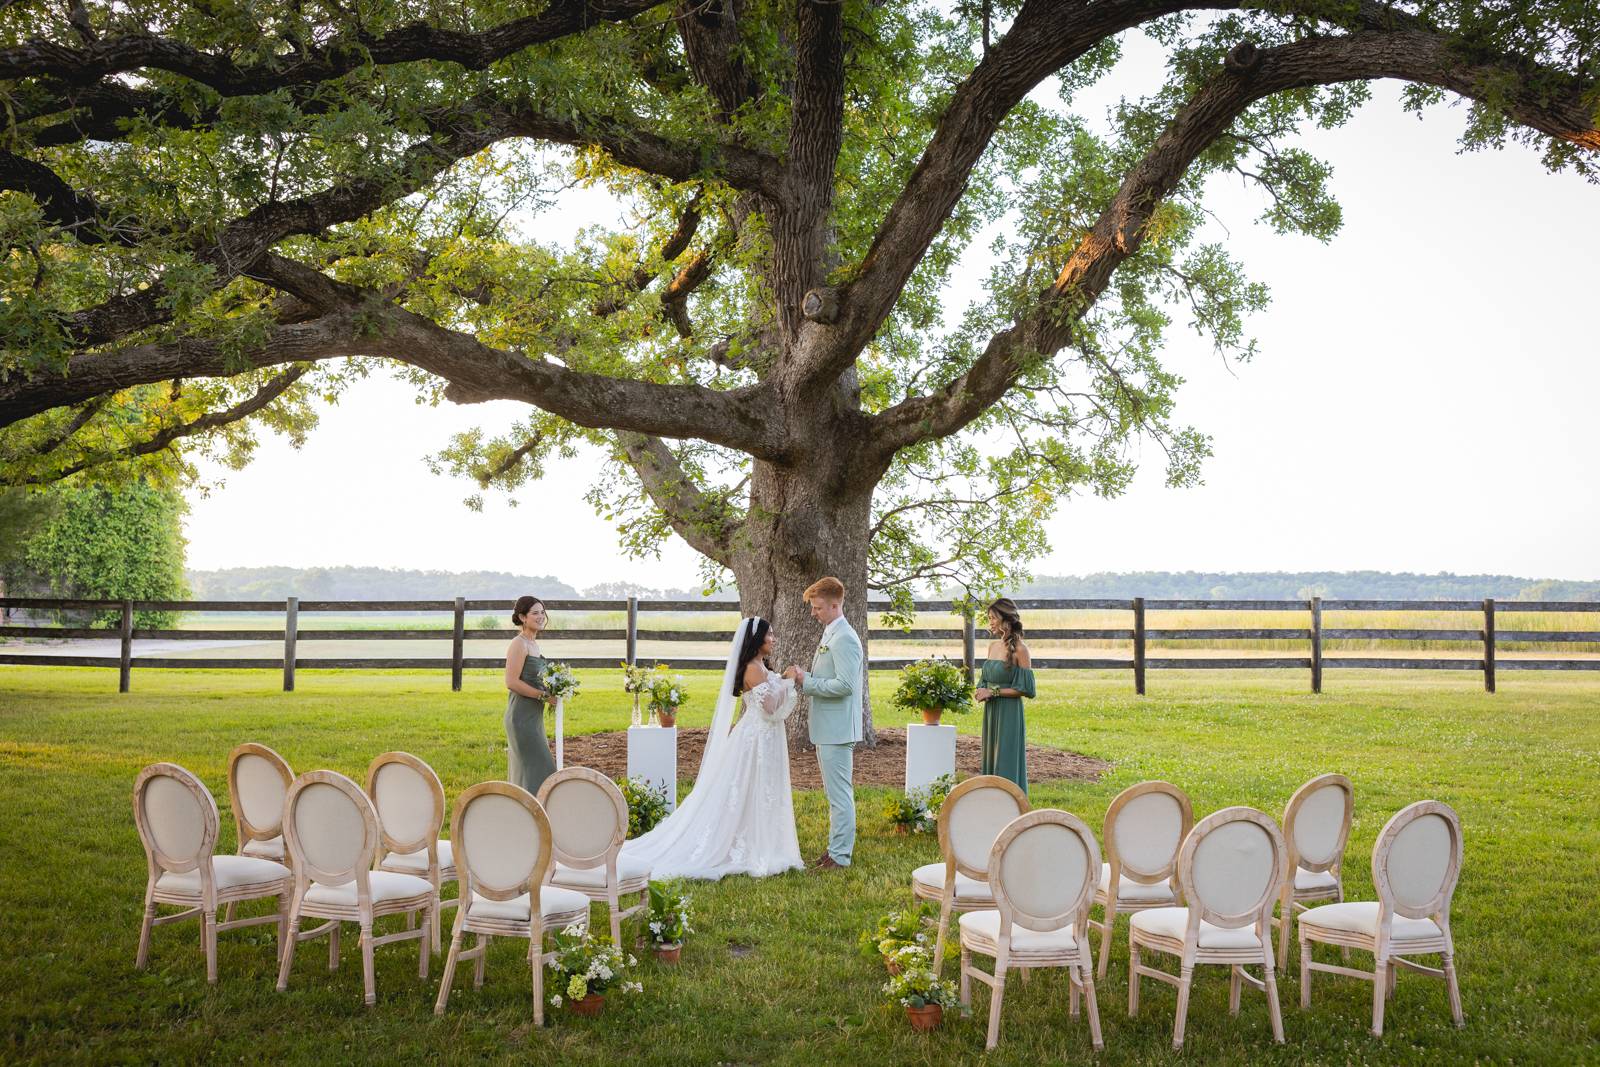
left=803, top=576, right=845, bottom=603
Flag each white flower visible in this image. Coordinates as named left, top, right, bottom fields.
left=627, top=955, right=638, bottom=967
left=649, top=921, right=662, bottom=934
left=550, top=994, right=563, bottom=1007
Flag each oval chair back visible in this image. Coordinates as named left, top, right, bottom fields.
left=226, top=744, right=292, bottom=854
left=989, top=809, right=1101, bottom=934
left=1105, top=780, right=1193, bottom=888
left=939, top=775, right=1031, bottom=879
left=1177, top=806, right=1287, bottom=934
left=282, top=771, right=380, bottom=890
left=1284, top=773, right=1353, bottom=877
left=134, top=762, right=220, bottom=881
left=451, top=782, right=553, bottom=909
left=365, top=751, right=446, bottom=861
left=1374, top=800, right=1462, bottom=923
left=537, top=767, right=627, bottom=872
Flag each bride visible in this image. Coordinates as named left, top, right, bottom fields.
left=620, top=617, right=803, bottom=880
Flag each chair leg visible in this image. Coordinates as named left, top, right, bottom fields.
left=276, top=899, right=302, bottom=992
left=1371, top=960, right=1388, bottom=1036
left=1264, top=956, right=1285, bottom=1043
left=473, top=933, right=487, bottom=989
left=1080, top=959, right=1104, bottom=1051
left=276, top=890, right=290, bottom=963
left=435, top=923, right=464, bottom=1014
left=224, top=901, right=236, bottom=924
left=1173, top=965, right=1194, bottom=1050
left=1277, top=887, right=1293, bottom=970
left=136, top=888, right=156, bottom=970
left=432, top=894, right=443, bottom=956
left=1443, top=952, right=1464, bottom=1028
left=1387, top=959, right=1398, bottom=999
left=1097, top=902, right=1116, bottom=981
left=360, top=923, right=376, bottom=1006
left=203, top=909, right=218, bottom=984
left=1127, top=938, right=1141, bottom=1016
left=328, top=921, right=340, bottom=971
left=532, top=930, right=545, bottom=1028
left=418, top=905, right=432, bottom=980
left=959, top=945, right=971, bottom=1008
left=1069, top=963, right=1080, bottom=1016
left=985, top=947, right=1009, bottom=1051
left=1228, top=964, right=1242, bottom=1015
left=1299, top=935, right=1312, bottom=1009
left=934, top=897, right=953, bottom=977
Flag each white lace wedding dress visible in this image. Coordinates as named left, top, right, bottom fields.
left=620, top=637, right=803, bottom=881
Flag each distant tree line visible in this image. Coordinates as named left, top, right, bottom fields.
left=186, top=568, right=737, bottom=603
left=1014, top=571, right=1600, bottom=602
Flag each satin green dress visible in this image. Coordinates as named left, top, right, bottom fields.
left=505, top=640, right=556, bottom=795
left=980, top=658, right=1036, bottom=795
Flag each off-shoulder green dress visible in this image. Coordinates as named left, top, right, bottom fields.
left=980, top=657, right=1036, bottom=795
left=505, top=638, right=556, bottom=795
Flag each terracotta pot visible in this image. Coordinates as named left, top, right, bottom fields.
left=654, top=943, right=682, bottom=964
left=569, top=992, right=606, bottom=1017
left=657, top=707, right=678, bottom=728
left=906, top=1004, right=943, bottom=1032
left=920, top=707, right=943, bottom=726
left=893, top=823, right=910, bottom=835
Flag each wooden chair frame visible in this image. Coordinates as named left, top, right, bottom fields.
left=275, top=770, right=435, bottom=1006
left=538, top=767, right=646, bottom=946
left=223, top=743, right=294, bottom=923
left=367, top=751, right=457, bottom=955
left=1129, top=806, right=1287, bottom=1050
left=1090, top=780, right=1193, bottom=980
left=434, top=782, right=591, bottom=1026
left=912, top=775, right=1029, bottom=976
left=134, top=763, right=291, bottom=983
left=1298, top=799, right=1464, bottom=1036
left=959, top=809, right=1104, bottom=1051
left=1274, top=772, right=1353, bottom=968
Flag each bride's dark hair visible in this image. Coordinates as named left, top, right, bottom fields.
left=732, top=617, right=772, bottom=695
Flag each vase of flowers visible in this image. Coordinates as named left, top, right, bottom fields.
left=883, top=949, right=957, bottom=1032
left=545, top=925, right=641, bottom=1018
left=893, top=657, right=973, bottom=726
left=646, top=879, right=693, bottom=963
left=646, top=667, right=689, bottom=727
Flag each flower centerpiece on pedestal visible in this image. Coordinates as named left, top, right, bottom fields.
left=892, top=656, right=974, bottom=725
left=646, top=667, right=689, bottom=728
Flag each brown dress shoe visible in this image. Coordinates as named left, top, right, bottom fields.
left=816, top=855, right=844, bottom=871
left=809, top=852, right=830, bottom=868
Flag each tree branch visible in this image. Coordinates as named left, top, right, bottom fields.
left=616, top=431, right=742, bottom=564
left=868, top=27, right=1600, bottom=456
left=0, top=150, right=139, bottom=246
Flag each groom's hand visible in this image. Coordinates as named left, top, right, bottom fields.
left=783, top=665, right=803, bottom=684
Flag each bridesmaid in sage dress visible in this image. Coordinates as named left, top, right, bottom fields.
left=504, top=595, right=556, bottom=795
left=974, top=598, right=1035, bottom=795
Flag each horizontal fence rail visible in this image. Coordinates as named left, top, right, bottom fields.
left=2, top=595, right=1597, bottom=693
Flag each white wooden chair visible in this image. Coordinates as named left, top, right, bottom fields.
left=223, top=743, right=294, bottom=923
left=1298, top=800, right=1464, bottom=1036
left=366, top=751, right=457, bottom=955
left=539, top=767, right=649, bottom=946
left=133, top=762, right=292, bottom=983
left=1274, top=772, right=1353, bottom=968
left=275, top=770, right=435, bottom=1006
left=911, top=775, right=1029, bottom=975
left=433, top=782, right=592, bottom=1025
left=1089, top=780, right=1193, bottom=981
left=958, top=809, right=1104, bottom=1051
left=1129, top=806, right=1287, bottom=1050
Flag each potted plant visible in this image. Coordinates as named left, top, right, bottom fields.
left=617, top=776, right=671, bottom=839
left=892, top=656, right=974, bottom=725
left=859, top=905, right=960, bottom=973
left=645, top=880, right=693, bottom=963
left=545, top=925, right=641, bottom=1017
left=883, top=774, right=956, bottom=835
left=884, top=948, right=958, bottom=1031
left=646, top=667, right=690, bottom=728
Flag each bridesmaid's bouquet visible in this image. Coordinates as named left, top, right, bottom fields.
left=538, top=661, right=580, bottom=701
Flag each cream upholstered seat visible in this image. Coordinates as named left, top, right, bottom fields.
left=959, top=809, right=1103, bottom=1051
left=434, top=782, right=591, bottom=1025
left=1273, top=773, right=1354, bottom=968
left=134, top=763, right=292, bottom=983
left=1089, top=781, right=1191, bottom=981
left=275, top=770, right=435, bottom=1006
left=540, top=768, right=648, bottom=946
left=912, top=775, right=1029, bottom=974
left=1298, top=800, right=1464, bottom=1036
left=224, top=744, right=294, bottom=920
left=1129, top=806, right=1288, bottom=1050
left=367, top=752, right=457, bottom=954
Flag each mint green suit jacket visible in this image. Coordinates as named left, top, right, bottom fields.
left=802, top=619, right=864, bottom=746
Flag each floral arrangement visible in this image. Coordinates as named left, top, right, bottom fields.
left=646, top=880, right=694, bottom=948
left=891, top=656, right=974, bottom=713
left=620, top=662, right=652, bottom=695
left=545, top=925, right=641, bottom=1009
left=538, top=661, right=580, bottom=701
left=617, top=776, right=670, bottom=838
left=882, top=773, right=956, bottom=834
left=646, top=668, right=690, bottom=714
left=858, top=904, right=959, bottom=968
left=882, top=947, right=959, bottom=1011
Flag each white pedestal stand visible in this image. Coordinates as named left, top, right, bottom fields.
left=905, top=722, right=957, bottom=793
left=627, top=725, right=679, bottom=813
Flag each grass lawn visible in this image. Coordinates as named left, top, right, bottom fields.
left=2, top=666, right=1597, bottom=1065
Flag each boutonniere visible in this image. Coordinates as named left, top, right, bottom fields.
left=818, top=643, right=831, bottom=655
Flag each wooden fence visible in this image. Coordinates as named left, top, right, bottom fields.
left=2, top=596, right=1598, bottom=694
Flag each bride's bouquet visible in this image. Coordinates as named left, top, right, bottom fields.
left=538, top=661, right=580, bottom=701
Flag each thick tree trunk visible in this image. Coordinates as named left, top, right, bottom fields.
left=732, top=456, right=876, bottom=750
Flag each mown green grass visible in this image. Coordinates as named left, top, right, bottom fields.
left=2, top=666, right=1597, bottom=1065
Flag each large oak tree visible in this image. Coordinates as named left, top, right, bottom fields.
left=2, top=0, right=1595, bottom=740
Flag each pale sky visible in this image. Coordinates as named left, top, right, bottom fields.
left=185, top=33, right=1600, bottom=586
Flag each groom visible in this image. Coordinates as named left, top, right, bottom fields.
left=784, top=576, right=862, bottom=871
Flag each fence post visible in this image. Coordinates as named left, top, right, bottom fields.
left=1132, top=597, right=1146, bottom=696
left=1310, top=596, right=1323, bottom=694
left=282, top=597, right=298, bottom=692
left=1483, top=597, right=1496, bottom=694
left=118, top=600, right=133, bottom=693
left=626, top=596, right=638, bottom=666
left=451, top=596, right=465, bottom=692
left=962, top=610, right=976, bottom=685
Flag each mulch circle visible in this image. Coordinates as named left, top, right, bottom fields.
left=560, top=727, right=1109, bottom=790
